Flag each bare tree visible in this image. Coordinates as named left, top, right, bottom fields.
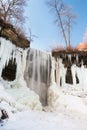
left=0, top=0, right=27, bottom=25
left=62, top=5, right=76, bottom=47
left=47, top=0, right=76, bottom=47
left=47, top=0, right=67, bottom=46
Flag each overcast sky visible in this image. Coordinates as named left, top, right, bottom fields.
left=25, top=0, right=87, bottom=51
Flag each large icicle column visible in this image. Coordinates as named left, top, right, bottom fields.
left=0, top=38, right=27, bottom=83
left=24, top=48, right=51, bottom=106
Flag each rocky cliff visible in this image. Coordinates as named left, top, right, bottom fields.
left=0, top=18, right=30, bottom=48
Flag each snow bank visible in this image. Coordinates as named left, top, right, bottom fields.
left=0, top=79, right=42, bottom=123
left=3, top=75, right=42, bottom=111
left=48, top=82, right=87, bottom=116
left=0, top=81, right=28, bottom=119
left=6, top=86, right=42, bottom=111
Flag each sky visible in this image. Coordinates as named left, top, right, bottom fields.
left=25, top=0, right=87, bottom=51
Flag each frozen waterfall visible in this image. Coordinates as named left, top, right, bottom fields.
left=24, top=48, right=51, bottom=106
left=1, top=37, right=87, bottom=107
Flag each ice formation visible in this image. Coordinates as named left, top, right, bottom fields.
left=50, top=54, right=87, bottom=89
left=50, top=57, right=67, bottom=87
left=0, top=38, right=15, bottom=77
left=71, top=64, right=87, bottom=88
left=0, top=37, right=42, bottom=116
left=48, top=53, right=87, bottom=114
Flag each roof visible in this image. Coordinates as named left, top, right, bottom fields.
left=0, top=18, right=30, bottom=48
left=77, top=42, right=87, bottom=50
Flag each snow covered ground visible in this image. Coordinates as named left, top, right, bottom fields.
left=1, top=79, right=87, bottom=130
left=1, top=83, right=87, bottom=130
left=1, top=109, right=87, bottom=130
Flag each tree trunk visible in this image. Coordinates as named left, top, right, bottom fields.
left=55, top=6, right=68, bottom=47
left=68, top=17, right=70, bottom=48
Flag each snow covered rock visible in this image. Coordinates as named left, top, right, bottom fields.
left=0, top=109, right=9, bottom=120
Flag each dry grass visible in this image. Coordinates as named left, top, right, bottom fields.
left=52, top=45, right=78, bottom=53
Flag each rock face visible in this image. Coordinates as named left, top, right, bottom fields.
left=52, top=50, right=87, bottom=67
left=0, top=18, right=30, bottom=48
left=2, top=59, right=16, bottom=81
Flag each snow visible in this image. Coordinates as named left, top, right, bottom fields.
left=1, top=77, right=42, bottom=110
left=0, top=80, right=43, bottom=130
left=0, top=81, right=29, bottom=115
left=1, top=110, right=87, bottom=130
left=48, top=83, right=87, bottom=115
left=1, top=79, right=87, bottom=130
left=6, top=86, right=42, bottom=110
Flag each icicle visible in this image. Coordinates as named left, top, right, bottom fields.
left=59, top=59, right=67, bottom=87
left=0, top=37, right=28, bottom=86
left=51, top=57, right=67, bottom=88
left=15, top=48, right=27, bottom=81
left=76, top=54, right=79, bottom=63
left=0, top=38, right=16, bottom=77
left=50, top=57, right=56, bottom=84
left=55, top=57, right=60, bottom=86
left=71, top=65, right=77, bottom=86
left=0, top=38, right=5, bottom=58
left=47, top=53, right=51, bottom=86
left=68, top=54, right=71, bottom=62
